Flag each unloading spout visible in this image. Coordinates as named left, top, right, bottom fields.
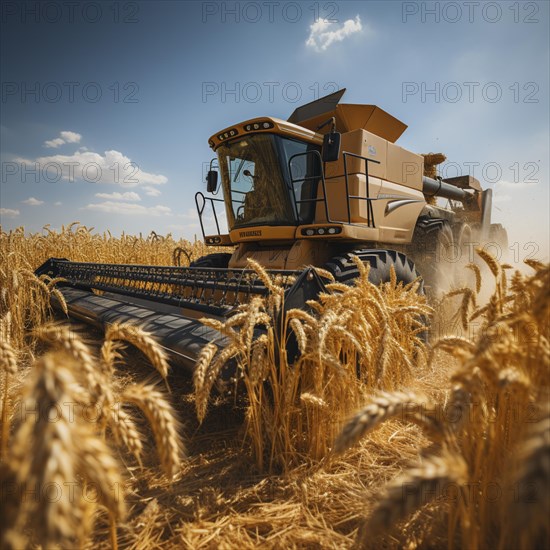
left=422, top=176, right=472, bottom=202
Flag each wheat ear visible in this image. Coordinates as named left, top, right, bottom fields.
left=76, top=426, right=127, bottom=521
left=364, top=454, right=467, bottom=537
left=193, top=343, right=219, bottom=422
left=123, top=383, right=184, bottom=478
left=109, top=405, right=144, bottom=466
left=465, top=263, right=482, bottom=294
left=334, top=391, right=439, bottom=454
left=105, top=323, right=170, bottom=382
left=300, top=392, right=328, bottom=409
left=0, top=340, right=17, bottom=375
left=196, top=345, right=239, bottom=423
left=0, top=340, right=17, bottom=460
left=34, top=323, right=101, bottom=397
left=8, top=352, right=87, bottom=547
left=476, top=247, right=501, bottom=278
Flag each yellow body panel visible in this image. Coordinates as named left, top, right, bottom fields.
left=229, top=239, right=335, bottom=270
left=229, top=225, right=296, bottom=243
left=386, top=143, right=424, bottom=190
left=324, top=129, right=388, bottom=180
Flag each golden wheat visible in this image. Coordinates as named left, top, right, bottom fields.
left=105, top=323, right=171, bottom=381
left=123, top=383, right=184, bottom=478
left=34, top=322, right=101, bottom=398
left=1, top=224, right=548, bottom=549
left=334, top=391, right=446, bottom=454
left=0, top=339, right=17, bottom=375
left=109, top=405, right=144, bottom=465
left=0, top=340, right=17, bottom=459
left=5, top=351, right=120, bottom=548
left=365, top=453, right=467, bottom=538
left=465, top=262, right=482, bottom=294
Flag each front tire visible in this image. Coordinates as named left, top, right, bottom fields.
left=324, top=249, right=422, bottom=290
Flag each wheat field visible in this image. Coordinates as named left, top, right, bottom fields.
left=0, top=223, right=548, bottom=549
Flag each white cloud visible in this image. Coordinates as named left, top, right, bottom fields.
left=95, top=191, right=141, bottom=201
left=54, top=201, right=62, bottom=206
left=60, top=131, right=81, bottom=143
left=178, top=205, right=228, bottom=235
left=0, top=208, right=20, bottom=218
left=22, top=197, right=44, bottom=206
left=306, top=15, right=363, bottom=52
left=44, top=137, right=65, bottom=148
left=16, top=150, right=168, bottom=188
left=143, top=185, right=162, bottom=197
left=81, top=201, right=171, bottom=216
left=44, top=130, right=82, bottom=148
left=492, top=178, right=538, bottom=205
left=494, top=179, right=539, bottom=190
left=168, top=223, right=199, bottom=231
left=493, top=193, right=511, bottom=203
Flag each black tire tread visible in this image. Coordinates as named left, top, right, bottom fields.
left=325, top=248, right=421, bottom=288
left=410, top=216, right=454, bottom=290
left=413, top=216, right=449, bottom=242
left=189, top=253, right=232, bottom=268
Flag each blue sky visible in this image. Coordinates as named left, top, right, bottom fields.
left=1, top=0, right=548, bottom=258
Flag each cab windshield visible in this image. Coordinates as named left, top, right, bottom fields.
left=216, top=133, right=320, bottom=229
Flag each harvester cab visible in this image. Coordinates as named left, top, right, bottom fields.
left=36, top=89, right=507, bottom=373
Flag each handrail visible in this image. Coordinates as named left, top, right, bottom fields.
left=288, top=150, right=331, bottom=222
left=195, top=191, right=225, bottom=239
left=342, top=152, right=380, bottom=227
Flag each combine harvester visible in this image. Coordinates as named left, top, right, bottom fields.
left=36, top=89, right=506, bottom=371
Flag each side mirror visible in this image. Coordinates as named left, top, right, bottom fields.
left=206, top=170, right=218, bottom=193
left=322, top=132, right=341, bottom=162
